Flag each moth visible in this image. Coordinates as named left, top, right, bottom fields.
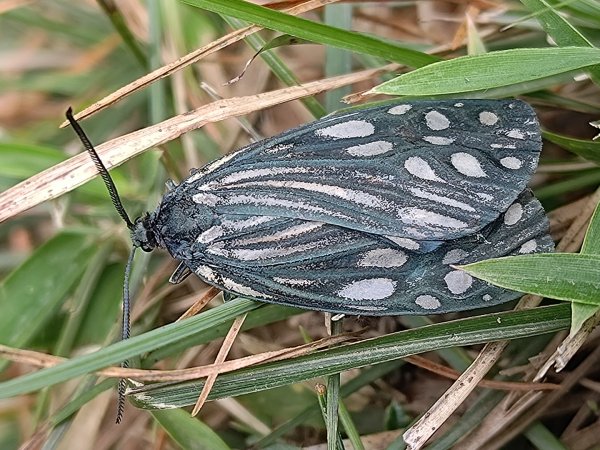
left=68, top=99, right=552, bottom=318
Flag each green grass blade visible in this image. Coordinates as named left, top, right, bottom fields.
left=521, top=0, right=600, bottom=84
left=543, top=130, right=600, bottom=164
left=152, top=409, right=231, bottom=450
left=253, top=361, right=403, bottom=448
left=534, top=170, right=600, bottom=200
left=182, top=0, right=439, bottom=67
left=324, top=3, right=353, bottom=112
left=524, top=421, right=569, bottom=450
left=129, top=304, right=570, bottom=408
left=97, top=0, right=148, bottom=69
left=0, top=232, right=96, bottom=350
left=372, top=47, right=600, bottom=96
left=0, top=143, right=65, bottom=179
left=571, top=200, right=600, bottom=333
left=460, top=253, right=600, bottom=304
left=0, top=298, right=261, bottom=398
left=582, top=200, right=600, bottom=255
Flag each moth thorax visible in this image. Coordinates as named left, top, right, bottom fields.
left=155, top=195, right=214, bottom=259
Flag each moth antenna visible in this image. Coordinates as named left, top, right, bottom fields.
left=65, top=107, right=134, bottom=229
left=66, top=108, right=136, bottom=424
left=116, top=374, right=128, bottom=424
left=115, top=246, right=136, bottom=424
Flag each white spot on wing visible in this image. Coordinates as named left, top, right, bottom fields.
left=504, top=203, right=523, bottom=225
left=408, top=187, right=475, bottom=212
left=425, top=110, right=450, bottom=130
left=423, top=136, right=455, bottom=145
left=315, top=120, right=375, bottom=139
left=222, top=277, right=271, bottom=298
left=197, top=226, right=224, bottom=244
left=192, top=192, right=220, bottom=206
left=211, top=241, right=323, bottom=261
left=221, top=215, right=276, bottom=231
left=454, top=102, right=464, bottom=107
left=273, top=277, right=314, bottom=286
left=359, top=249, right=408, bottom=268
left=398, top=207, right=468, bottom=230
left=415, top=295, right=441, bottom=310
left=404, top=156, right=445, bottom=182
left=196, top=265, right=217, bottom=282
left=476, top=193, right=493, bottom=201
left=219, top=167, right=309, bottom=184
left=225, top=195, right=350, bottom=220
left=337, top=278, right=396, bottom=300
left=199, top=147, right=246, bottom=176
left=233, top=222, right=323, bottom=246
left=250, top=180, right=386, bottom=208
left=483, top=294, right=492, bottom=301
left=507, top=129, right=526, bottom=139
left=479, top=111, right=499, bottom=126
left=444, top=270, right=473, bottom=294
left=186, top=173, right=201, bottom=184
left=265, top=143, right=294, bottom=154
left=388, top=104, right=412, bottom=115
left=518, top=239, right=537, bottom=254
left=352, top=305, right=388, bottom=311
left=442, top=249, right=468, bottom=264
left=500, top=156, right=523, bottom=169
left=451, top=152, right=487, bottom=178
left=346, top=140, right=393, bottom=157
left=385, top=236, right=420, bottom=250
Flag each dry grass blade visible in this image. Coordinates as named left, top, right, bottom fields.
left=404, top=355, right=559, bottom=391
left=540, top=309, right=600, bottom=375
left=191, top=313, right=247, bottom=416
left=463, top=345, right=600, bottom=449
left=0, top=66, right=387, bottom=224
left=0, top=334, right=356, bottom=382
left=402, top=340, right=509, bottom=449
left=177, top=286, right=221, bottom=321
left=548, top=195, right=591, bottom=238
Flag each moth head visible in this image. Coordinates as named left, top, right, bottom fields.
left=131, top=213, right=158, bottom=252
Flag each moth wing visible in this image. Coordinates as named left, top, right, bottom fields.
left=185, top=99, right=541, bottom=241
left=186, top=190, right=553, bottom=315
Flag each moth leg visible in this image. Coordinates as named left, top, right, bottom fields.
left=223, top=292, right=236, bottom=303
left=169, top=261, right=192, bottom=284
left=165, top=179, right=177, bottom=191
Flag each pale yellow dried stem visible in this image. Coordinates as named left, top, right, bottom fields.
left=0, top=65, right=390, bottom=224
left=191, top=313, right=247, bottom=416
